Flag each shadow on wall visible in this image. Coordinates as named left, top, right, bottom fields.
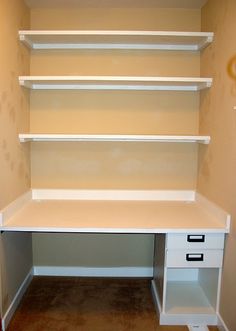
left=227, top=55, right=236, bottom=80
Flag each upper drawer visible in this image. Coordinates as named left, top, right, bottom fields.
left=166, top=233, right=225, bottom=249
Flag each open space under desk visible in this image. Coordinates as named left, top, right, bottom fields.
left=0, top=190, right=230, bottom=233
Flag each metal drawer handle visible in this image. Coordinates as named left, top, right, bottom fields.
left=186, top=253, right=204, bottom=262
left=187, top=235, right=205, bottom=243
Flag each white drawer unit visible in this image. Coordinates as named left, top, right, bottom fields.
left=166, top=249, right=224, bottom=268
left=166, top=233, right=225, bottom=249
left=152, top=233, right=225, bottom=326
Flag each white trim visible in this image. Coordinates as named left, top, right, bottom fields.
left=0, top=191, right=32, bottom=226
left=159, top=313, right=217, bottom=326
left=18, top=76, right=213, bottom=91
left=217, top=313, right=230, bottom=331
left=19, top=30, right=214, bottom=37
left=33, top=266, right=153, bottom=278
left=196, top=193, right=231, bottom=233
left=1, top=268, right=33, bottom=331
left=151, top=280, right=217, bottom=326
left=151, top=280, right=162, bottom=314
left=32, top=43, right=200, bottom=51
left=188, top=326, right=209, bottom=331
left=18, top=30, right=214, bottom=51
left=18, top=133, right=211, bottom=144
left=32, top=189, right=195, bottom=201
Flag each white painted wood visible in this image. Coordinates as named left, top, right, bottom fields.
left=166, top=233, right=225, bottom=249
left=159, top=312, right=217, bottom=326
left=153, top=234, right=166, bottom=311
left=165, top=281, right=215, bottom=314
left=196, top=193, right=231, bottom=233
left=162, top=280, right=218, bottom=325
left=198, top=268, right=220, bottom=311
left=151, top=280, right=163, bottom=316
left=0, top=191, right=32, bottom=226
left=18, top=133, right=211, bottom=144
left=33, top=266, right=153, bottom=277
left=167, top=269, right=199, bottom=281
left=18, top=76, right=213, bottom=91
left=188, top=326, right=209, bottom=331
left=166, top=250, right=223, bottom=268
left=19, top=30, right=213, bottom=51
left=1, top=268, right=33, bottom=331
left=0, top=190, right=230, bottom=233
left=32, top=189, right=195, bottom=201
left=1, top=200, right=229, bottom=233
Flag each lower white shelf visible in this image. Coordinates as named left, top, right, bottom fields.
left=165, top=281, right=216, bottom=315
left=18, top=134, right=211, bottom=144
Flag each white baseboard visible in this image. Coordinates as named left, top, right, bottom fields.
left=1, top=268, right=33, bottom=331
left=33, top=266, right=153, bottom=278
left=151, top=279, right=162, bottom=314
left=218, top=313, right=229, bottom=331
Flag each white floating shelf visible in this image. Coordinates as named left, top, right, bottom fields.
left=19, top=30, right=214, bottom=51
left=18, top=134, right=211, bottom=144
left=18, top=76, right=212, bottom=91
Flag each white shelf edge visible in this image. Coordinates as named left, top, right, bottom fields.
left=31, top=189, right=195, bottom=201
left=18, top=76, right=213, bottom=91
left=1, top=226, right=229, bottom=234
left=18, top=30, right=214, bottom=51
left=0, top=190, right=32, bottom=226
left=18, top=134, right=211, bottom=144
left=196, top=193, right=231, bottom=233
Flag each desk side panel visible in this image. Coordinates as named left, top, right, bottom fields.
left=153, top=234, right=166, bottom=308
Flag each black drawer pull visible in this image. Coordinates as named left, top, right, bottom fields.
left=187, top=235, right=205, bottom=243
left=186, top=253, right=204, bottom=262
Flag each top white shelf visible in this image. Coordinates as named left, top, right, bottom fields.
left=18, top=76, right=212, bottom=91
left=19, top=30, right=214, bottom=51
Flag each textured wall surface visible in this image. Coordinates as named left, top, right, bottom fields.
left=199, top=0, right=236, bottom=329
left=0, top=0, right=30, bottom=209
left=0, top=0, right=32, bottom=317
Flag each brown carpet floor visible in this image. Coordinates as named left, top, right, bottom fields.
left=7, top=277, right=218, bottom=331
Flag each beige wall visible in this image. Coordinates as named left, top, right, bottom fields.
left=30, top=8, right=202, bottom=268
left=199, top=0, right=236, bottom=329
left=0, top=0, right=30, bottom=208
left=30, top=7, right=201, bottom=31
left=0, top=0, right=32, bottom=316
left=30, top=8, right=200, bottom=190
left=33, top=233, right=154, bottom=268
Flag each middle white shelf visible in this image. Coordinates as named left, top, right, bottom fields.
left=18, top=76, right=212, bottom=91
left=18, top=134, right=211, bottom=144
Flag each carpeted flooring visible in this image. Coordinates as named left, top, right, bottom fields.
left=6, top=277, right=218, bottom=331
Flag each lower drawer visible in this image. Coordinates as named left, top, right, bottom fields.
left=166, top=249, right=223, bottom=268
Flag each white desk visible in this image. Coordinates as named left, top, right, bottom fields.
left=0, top=189, right=230, bottom=326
